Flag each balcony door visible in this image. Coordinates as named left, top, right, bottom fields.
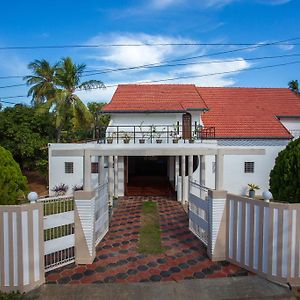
left=182, top=113, right=192, bottom=139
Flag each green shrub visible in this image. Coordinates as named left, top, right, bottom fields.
left=270, top=138, right=300, bottom=203
left=0, top=146, right=28, bottom=205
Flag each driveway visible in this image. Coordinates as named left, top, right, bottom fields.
left=46, top=196, right=248, bottom=284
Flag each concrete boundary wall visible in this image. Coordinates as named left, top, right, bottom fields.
left=0, top=203, right=45, bottom=293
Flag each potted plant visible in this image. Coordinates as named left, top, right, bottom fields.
left=170, top=124, right=181, bottom=143
left=152, top=126, right=165, bottom=143
left=123, top=132, right=131, bottom=144
left=106, top=132, right=114, bottom=144
left=248, top=183, right=260, bottom=198
left=51, top=183, right=69, bottom=196
left=139, top=121, right=146, bottom=143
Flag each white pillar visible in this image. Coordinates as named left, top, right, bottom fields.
left=215, top=152, right=224, bottom=190
left=181, top=155, right=187, bottom=203
left=188, top=155, right=193, bottom=177
left=98, top=155, right=105, bottom=186
left=200, top=155, right=205, bottom=186
left=114, top=156, right=118, bottom=197
left=175, top=156, right=179, bottom=191
left=84, top=150, right=92, bottom=191
left=108, top=156, right=114, bottom=205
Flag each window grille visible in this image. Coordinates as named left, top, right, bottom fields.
left=244, top=162, right=254, bottom=173
left=65, top=162, right=74, bottom=174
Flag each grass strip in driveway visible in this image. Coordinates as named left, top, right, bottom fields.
left=138, top=201, right=164, bottom=254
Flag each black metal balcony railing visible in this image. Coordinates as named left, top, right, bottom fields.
left=96, top=124, right=215, bottom=144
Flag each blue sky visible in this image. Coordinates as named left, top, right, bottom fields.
left=0, top=0, right=299, bottom=105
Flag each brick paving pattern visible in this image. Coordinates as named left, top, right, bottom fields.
left=46, top=196, right=248, bottom=284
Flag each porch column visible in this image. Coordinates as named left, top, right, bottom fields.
left=200, top=155, right=205, bottom=186
left=181, top=155, right=187, bottom=203
left=175, top=156, right=179, bottom=191
left=108, top=156, right=114, bottom=205
left=84, top=150, right=92, bottom=191
left=114, top=156, right=118, bottom=197
left=98, top=155, right=105, bottom=186
left=188, top=155, right=193, bottom=177
left=215, top=152, right=224, bottom=190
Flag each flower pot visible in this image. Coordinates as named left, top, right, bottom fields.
left=123, top=140, right=130, bottom=144
left=156, top=139, right=162, bottom=143
left=173, top=139, right=179, bottom=143
left=189, top=139, right=194, bottom=144
left=107, top=139, right=113, bottom=144
left=139, top=139, right=145, bottom=144
left=249, top=190, right=255, bottom=198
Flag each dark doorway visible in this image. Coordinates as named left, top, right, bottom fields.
left=182, top=113, right=192, bottom=139
left=125, top=156, right=175, bottom=197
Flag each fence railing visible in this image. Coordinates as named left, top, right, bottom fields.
left=38, top=195, right=75, bottom=272
left=226, top=194, right=300, bottom=285
left=97, top=124, right=215, bottom=144
left=188, top=181, right=209, bottom=246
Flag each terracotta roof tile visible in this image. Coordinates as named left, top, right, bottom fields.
left=198, top=87, right=300, bottom=138
left=102, top=84, right=208, bottom=112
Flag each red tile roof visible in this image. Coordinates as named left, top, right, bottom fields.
left=102, top=84, right=300, bottom=139
left=102, top=84, right=208, bottom=112
left=198, top=87, right=300, bottom=138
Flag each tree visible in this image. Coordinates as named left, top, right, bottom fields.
left=269, top=138, right=300, bottom=203
left=24, top=59, right=58, bottom=105
left=288, top=80, right=299, bottom=95
left=24, top=57, right=105, bottom=142
left=0, top=146, right=28, bottom=205
left=0, top=104, right=55, bottom=169
left=87, top=102, right=110, bottom=139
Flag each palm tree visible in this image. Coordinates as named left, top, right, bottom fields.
left=288, top=80, right=299, bottom=95
left=24, top=59, right=58, bottom=105
left=24, top=57, right=105, bottom=142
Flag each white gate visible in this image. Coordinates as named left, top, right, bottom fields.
left=94, top=182, right=109, bottom=246
left=189, top=181, right=209, bottom=246
left=38, top=196, right=75, bottom=272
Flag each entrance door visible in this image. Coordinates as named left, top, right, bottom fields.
left=182, top=113, right=192, bottom=139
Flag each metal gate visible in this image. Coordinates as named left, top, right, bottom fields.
left=38, top=196, right=75, bottom=272
left=94, top=182, right=109, bottom=246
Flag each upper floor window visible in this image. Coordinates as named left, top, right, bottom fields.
left=91, top=162, right=99, bottom=173
left=65, top=162, right=74, bottom=173
left=244, top=162, right=254, bottom=173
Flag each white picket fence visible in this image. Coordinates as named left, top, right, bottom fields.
left=188, top=181, right=209, bottom=246
left=38, top=195, right=75, bottom=272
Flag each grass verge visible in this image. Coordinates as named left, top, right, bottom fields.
left=138, top=201, right=164, bottom=254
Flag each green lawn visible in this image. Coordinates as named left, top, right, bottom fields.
left=138, top=201, right=164, bottom=254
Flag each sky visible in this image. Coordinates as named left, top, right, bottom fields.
left=0, top=0, right=299, bottom=105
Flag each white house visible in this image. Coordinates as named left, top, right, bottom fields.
left=48, top=84, right=300, bottom=200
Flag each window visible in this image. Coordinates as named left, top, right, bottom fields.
left=65, top=162, right=74, bottom=173
left=244, top=162, right=254, bottom=173
left=91, top=162, right=99, bottom=173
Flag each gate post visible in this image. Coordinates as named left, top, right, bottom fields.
left=207, top=190, right=227, bottom=261
left=0, top=202, right=45, bottom=294
left=74, top=190, right=96, bottom=264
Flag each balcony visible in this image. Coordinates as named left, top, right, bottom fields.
left=97, top=124, right=215, bottom=144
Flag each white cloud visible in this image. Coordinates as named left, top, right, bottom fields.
left=149, top=0, right=292, bottom=9
left=277, top=43, right=295, bottom=51
left=80, top=32, right=252, bottom=102
left=86, top=33, right=201, bottom=68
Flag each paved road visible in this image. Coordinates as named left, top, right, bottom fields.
left=27, top=276, right=295, bottom=300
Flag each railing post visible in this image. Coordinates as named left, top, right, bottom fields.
left=134, top=126, right=136, bottom=144
left=151, top=125, right=153, bottom=144
left=207, top=190, right=228, bottom=261
left=117, top=126, right=119, bottom=144
left=167, top=125, right=169, bottom=143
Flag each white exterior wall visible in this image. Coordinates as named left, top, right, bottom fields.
left=204, top=141, right=289, bottom=195
left=48, top=144, right=108, bottom=196
left=279, top=118, right=300, bottom=138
